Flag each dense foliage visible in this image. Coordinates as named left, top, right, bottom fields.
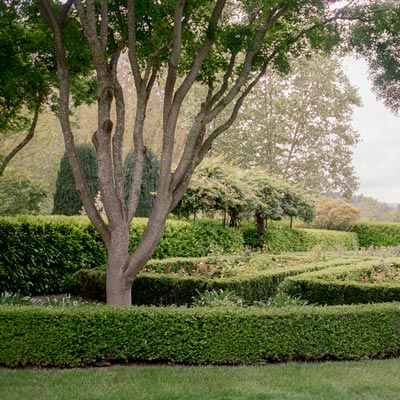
left=311, top=196, right=360, bottom=230
left=53, top=144, right=99, bottom=215
left=212, top=54, right=361, bottom=197
left=0, top=216, right=242, bottom=295
left=0, top=172, right=46, bottom=215
left=350, top=222, right=400, bottom=248
left=242, top=223, right=358, bottom=252
left=174, top=160, right=314, bottom=231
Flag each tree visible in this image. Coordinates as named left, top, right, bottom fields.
left=352, top=194, right=394, bottom=222
left=0, top=0, right=95, bottom=176
left=312, top=196, right=360, bottom=230
left=350, top=1, right=400, bottom=113
left=32, top=0, right=367, bottom=305
left=211, top=53, right=361, bottom=197
left=53, top=143, right=99, bottom=215
left=124, top=149, right=159, bottom=218
left=174, top=159, right=314, bottom=235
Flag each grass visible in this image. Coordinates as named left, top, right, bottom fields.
left=1, top=358, right=400, bottom=400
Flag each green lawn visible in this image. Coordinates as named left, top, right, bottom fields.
left=1, top=358, right=400, bottom=400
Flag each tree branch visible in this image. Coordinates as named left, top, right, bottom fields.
left=0, top=90, right=42, bottom=176
left=37, top=0, right=111, bottom=246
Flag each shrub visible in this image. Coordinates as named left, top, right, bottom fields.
left=311, top=196, right=360, bottom=230
left=2, top=303, right=400, bottom=367
left=281, top=257, right=400, bottom=305
left=130, top=219, right=244, bottom=259
left=53, top=143, right=99, bottom=215
left=0, top=172, right=46, bottom=215
left=350, top=222, right=400, bottom=248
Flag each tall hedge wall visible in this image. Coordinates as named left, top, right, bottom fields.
left=1, top=303, right=400, bottom=367
left=0, top=216, right=243, bottom=295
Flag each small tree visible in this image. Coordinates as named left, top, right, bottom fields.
left=53, top=143, right=99, bottom=215
left=312, top=196, right=360, bottom=231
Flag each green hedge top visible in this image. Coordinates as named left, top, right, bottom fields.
left=2, top=302, right=400, bottom=367
left=282, top=257, right=400, bottom=305
left=350, top=222, right=400, bottom=248
left=74, top=254, right=368, bottom=305
left=242, top=223, right=358, bottom=252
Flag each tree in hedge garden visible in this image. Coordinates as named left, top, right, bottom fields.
left=173, top=159, right=256, bottom=227
left=174, top=159, right=314, bottom=235
left=32, top=0, right=385, bottom=306
left=53, top=143, right=99, bottom=215
left=211, top=53, right=361, bottom=198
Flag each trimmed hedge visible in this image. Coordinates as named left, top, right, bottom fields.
left=350, top=222, right=400, bottom=248
left=242, top=224, right=358, bottom=252
left=0, top=216, right=106, bottom=295
left=1, top=303, right=400, bottom=367
left=0, top=216, right=243, bottom=295
left=281, top=257, right=400, bottom=305
left=74, top=256, right=361, bottom=305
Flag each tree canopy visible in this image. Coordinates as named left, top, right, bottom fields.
left=0, top=0, right=95, bottom=175
left=212, top=53, right=361, bottom=198
left=350, top=1, right=400, bottom=113
left=174, top=159, right=314, bottom=232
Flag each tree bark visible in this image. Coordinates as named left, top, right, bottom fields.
left=255, top=212, right=265, bottom=237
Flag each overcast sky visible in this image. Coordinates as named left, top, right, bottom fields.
left=342, top=57, right=400, bottom=205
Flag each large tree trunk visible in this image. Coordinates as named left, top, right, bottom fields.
left=106, top=264, right=132, bottom=306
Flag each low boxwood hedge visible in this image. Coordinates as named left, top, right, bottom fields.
left=73, top=256, right=362, bottom=305
left=350, top=222, right=400, bottom=248
left=1, top=303, right=400, bottom=367
left=0, top=216, right=243, bottom=295
left=281, top=257, right=400, bottom=305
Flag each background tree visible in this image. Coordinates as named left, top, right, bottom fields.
left=212, top=53, right=361, bottom=198
left=0, top=0, right=95, bottom=176
left=312, top=196, right=360, bottom=230
left=124, top=149, right=159, bottom=218
left=53, top=144, right=99, bottom=215
left=35, top=0, right=367, bottom=306
left=0, top=172, right=46, bottom=215
left=352, top=194, right=395, bottom=222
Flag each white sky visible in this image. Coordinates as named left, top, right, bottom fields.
left=342, top=56, right=400, bottom=204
